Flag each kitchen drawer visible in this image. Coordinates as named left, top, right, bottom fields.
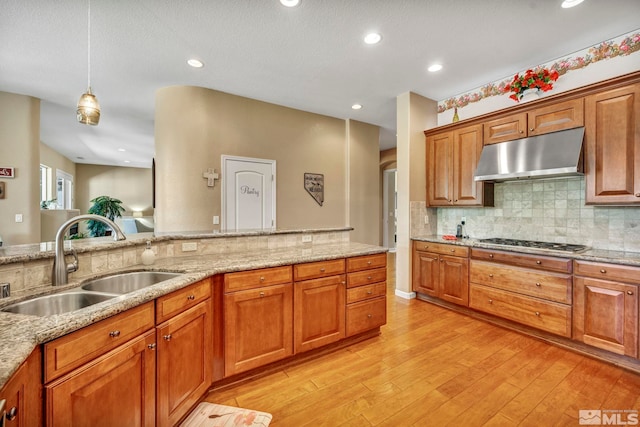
left=294, top=258, right=345, bottom=281
left=471, top=248, right=572, bottom=274
left=347, top=282, right=386, bottom=304
left=346, top=296, right=386, bottom=337
left=574, top=260, right=640, bottom=285
left=413, top=241, right=469, bottom=257
left=347, top=267, right=387, bottom=288
left=346, top=253, right=387, bottom=272
left=470, top=260, right=572, bottom=304
left=156, top=278, right=211, bottom=324
left=469, top=284, right=571, bottom=337
left=224, top=265, right=292, bottom=292
left=44, top=301, right=155, bottom=383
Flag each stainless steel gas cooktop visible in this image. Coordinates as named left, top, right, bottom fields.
left=478, top=238, right=589, bottom=253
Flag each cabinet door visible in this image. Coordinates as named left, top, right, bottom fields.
left=439, top=254, right=469, bottom=306
left=0, top=348, right=42, bottom=427
left=585, top=83, right=640, bottom=204
left=427, top=131, right=453, bottom=206
left=453, top=124, right=488, bottom=206
left=573, top=277, right=638, bottom=357
left=527, top=98, right=584, bottom=136
left=412, top=250, right=439, bottom=297
left=483, top=113, right=527, bottom=144
left=46, top=331, right=156, bottom=427
left=157, top=300, right=213, bottom=427
left=224, top=283, right=293, bottom=376
left=294, top=275, right=345, bottom=353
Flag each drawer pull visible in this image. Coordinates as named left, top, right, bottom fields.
left=635, top=193, right=640, bottom=197
left=367, top=314, right=373, bottom=318
left=342, top=281, right=346, bottom=285
left=259, top=276, right=265, bottom=282
left=423, top=246, right=429, bottom=250
left=367, top=261, right=372, bottom=265
left=6, top=406, right=17, bottom=421
left=600, top=269, right=607, bottom=274
left=367, top=276, right=372, bottom=280
left=488, top=299, right=493, bottom=304
left=367, top=290, right=373, bottom=295
left=109, top=330, right=121, bottom=338
left=488, top=274, right=493, bottom=278
left=489, top=254, right=494, bottom=258
left=320, top=268, right=326, bottom=273
left=535, top=311, right=540, bottom=317
left=536, top=260, right=542, bottom=265
left=187, top=294, right=195, bottom=300
left=259, top=291, right=265, bottom=297
left=433, top=257, right=438, bottom=261
left=627, top=290, right=634, bottom=296
left=450, top=249, right=455, bottom=252
left=535, top=282, right=541, bottom=287
left=163, top=334, right=172, bottom=341
left=148, top=343, right=157, bottom=350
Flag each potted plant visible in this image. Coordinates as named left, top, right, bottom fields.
left=504, top=68, right=559, bottom=102
left=87, top=196, right=125, bottom=237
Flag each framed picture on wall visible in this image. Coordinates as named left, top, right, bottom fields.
left=0, top=182, right=5, bottom=199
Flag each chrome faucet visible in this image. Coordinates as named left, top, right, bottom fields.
left=53, top=214, right=126, bottom=285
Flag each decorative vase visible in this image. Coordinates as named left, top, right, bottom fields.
left=452, top=107, right=460, bottom=123
left=519, top=88, right=541, bottom=103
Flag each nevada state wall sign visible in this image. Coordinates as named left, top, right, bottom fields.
left=304, top=173, right=324, bottom=206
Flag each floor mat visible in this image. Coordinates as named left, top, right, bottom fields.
left=180, top=402, right=273, bottom=427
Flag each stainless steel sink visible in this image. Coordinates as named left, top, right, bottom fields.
left=1, top=292, right=116, bottom=316
left=81, top=271, right=182, bottom=294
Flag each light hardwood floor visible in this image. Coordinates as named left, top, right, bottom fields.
left=204, top=253, right=640, bottom=426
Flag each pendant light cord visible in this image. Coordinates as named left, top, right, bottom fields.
left=87, top=0, right=91, bottom=89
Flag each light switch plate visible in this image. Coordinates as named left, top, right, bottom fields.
left=213, top=216, right=220, bottom=225
left=15, top=214, right=23, bottom=223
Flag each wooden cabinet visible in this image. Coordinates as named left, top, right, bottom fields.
left=427, top=124, right=493, bottom=207
left=585, top=83, right=640, bottom=204
left=224, top=267, right=293, bottom=376
left=0, top=348, right=42, bottom=427
left=46, top=331, right=156, bottom=427
left=573, top=260, right=639, bottom=357
left=294, top=260, right=346, bottom=353
left=345, top=254, right=387, bottom=337
left=469, top=248, right=573, bottom=337
left=484, top=98, right=584, bottom=144
left=412, top=241, right=469, bottom=306
left=156, top=280, right=212, bottom=427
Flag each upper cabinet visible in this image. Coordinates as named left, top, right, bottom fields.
left=585, top=83, right=640, bottom=205
left=484, top=98, right=584, bottom=145
left=427, top=124, right=494, bottom=207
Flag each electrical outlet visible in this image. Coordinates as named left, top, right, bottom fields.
left=181, top=242, right=198, bottom=252
left=424, top=215, right=429, bottom=224
left=213, top=215, right=220, bottom=225
left=301, top=234, right=312, bottom=243
left=15, top=214, right=23, bottom=223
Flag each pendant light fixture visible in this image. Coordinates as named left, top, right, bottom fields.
left=77, top=0, right=100, bottom=125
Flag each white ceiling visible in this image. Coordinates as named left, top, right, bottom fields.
left=1, top=0, right=639, bottom=168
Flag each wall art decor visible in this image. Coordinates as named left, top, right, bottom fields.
left=304, top=173, right=324, bottom=206
left=0, top=182, right=5, bottom=199
left=0, top=167, right=15, bottom=178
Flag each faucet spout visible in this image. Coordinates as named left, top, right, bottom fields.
left=53, top=214, right=126, bottom=285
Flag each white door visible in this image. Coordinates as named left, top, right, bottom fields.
left=56, top=170, right=74, bottom=209
left=222, top=156, right=276, bottom=230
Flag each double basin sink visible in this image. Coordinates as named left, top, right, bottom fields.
left=1, top=271, right=183, bottom=317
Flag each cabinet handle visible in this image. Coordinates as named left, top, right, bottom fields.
left=535, top=311, right=540, bottom=317
left=148, top=343, right=157, bottom=350
left=440, top=259, right=444, bottom=263
left=450, top=249, right=455, bottom=252
left=367, top=276, right=372, bottom=280
left=320, top=268, right=326, bottom=273
left=342, top=281, right=346, bottom=285
left=489, top=254, right=494, bottom=258
left=530, top=128, right=535, bottom=132
left=627, top=290, right=634, bottom=295
left=259, top=276, right=265, bottom=282
left=367, top=261, right=372, bottom=265
left=488, top=299, right=493, bottom=304
left=259, top=291, right=265, bottom=297
left=635, top=193, right=640, bottom=197
left=488, top=274, right=493, bottom=278
left=433, top=257, right=438, bottom=261
left=109, top=330, right=120, bottom=338
left=519, top=130, right=524, bottom=134
left=423, top=245, right=429, bottom=250
left=187, top=294, right=195, bottom=300
left=6, top=406, right=17, bottom=421
left=600, top=269, right=607, bottom=274
left=535, top=282, right=541, bottom=287
left=535, top=260, right=542, bottom=265
left=367, top=314, right=373, bottom=318
left=163, top=334, right=172, bottom=341
left=367, top=290, right=373, bottom=295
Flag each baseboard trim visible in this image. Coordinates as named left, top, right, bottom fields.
left=394, top=289, right=416, bottom=299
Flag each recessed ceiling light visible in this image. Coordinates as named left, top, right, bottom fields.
left=364, top=33, right=382, bottom=45
left=117, top=148, right=126, bottom=152
left=352, top=104, right=362, bottom=110
left=561, top=0, right=584, bottom=8
left=428, top=64, right=443, bottom=72
left=280, top=0, right=300, bottom=7
left=187, top=58, right=204, bottom=68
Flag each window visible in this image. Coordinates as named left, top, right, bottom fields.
left=40, top=164, right=51, bottom=206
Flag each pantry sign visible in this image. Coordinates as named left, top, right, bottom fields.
left=0, top=167, right=15, bottom=178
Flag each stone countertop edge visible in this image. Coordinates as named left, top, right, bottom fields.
left=0, top=226, right=354, bottom=265
left=412, top=235, right=640, bottom=267
left=0, top=240, right=384, bottom=389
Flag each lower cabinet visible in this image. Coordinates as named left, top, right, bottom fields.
left=45, top=331, right=156, bottom=427
left=573, top=261, right=639, bottom=357
left=412, top=241, right=469, bottom=306
left=0, top=347, right=42, bottom=427
left=346, top=253, right=387, bottom=337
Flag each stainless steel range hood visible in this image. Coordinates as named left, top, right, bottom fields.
left=474, top=127, right=585, bottom=182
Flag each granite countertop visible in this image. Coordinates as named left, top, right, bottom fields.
left=0, top=240, right=385, bottom=388
left=412, top=235, right=640, bottom=267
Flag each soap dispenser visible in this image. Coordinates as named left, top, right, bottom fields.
left=141, top=241, right=155, bottom=265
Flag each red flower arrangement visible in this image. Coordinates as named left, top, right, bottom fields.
left=504, top=68, right=560, bottom=102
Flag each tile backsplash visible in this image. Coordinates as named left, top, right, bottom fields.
left=434, top=177, right=640, bottom=252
